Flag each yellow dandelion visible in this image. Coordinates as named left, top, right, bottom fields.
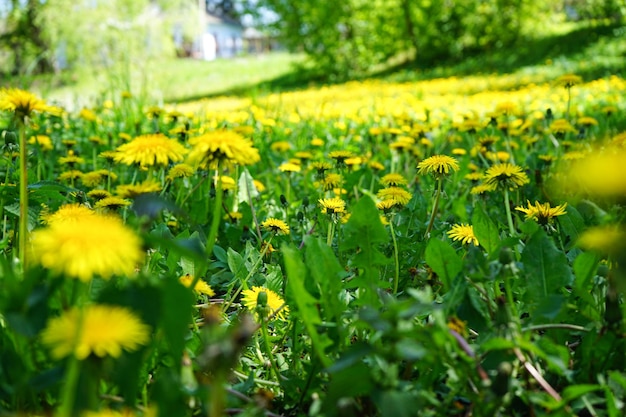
left=376, top=187, right=413, bottom=205
left=270, top=141, right=292, bottom=152
left=577, top=116, right=598, bottom=127
left=30, top=214, right=143, bottom=282
left=94, top=196, right=132, bottom=211
left=87, top=189, right=112, bottom=201
left=550, top=119, right=576, bottom=136
left=253, top=179, right=266, bottom=193
left=114, top=133, right=188, bottom=168
left=515, top=201, right=567, bottom=225
left=81, top=171, right=106, bottom=188
left=187, top=130, right=260, bottom=169
left=0, top=88, right=48, bottom=119
left=483, top=163, right=529, bottom=190
left=464, top=172, right=483, bottom=182
left=179, top=274, right=215, bottom=297
left=316, top=173, right=342, bottom=191
left=319, top=197, right=346, bottom=215
left=261, top=218, right=290, bottom=235
left=166, top=163, right=195, bottom=182
left=495, top=101, right=517, bottom=116
left=376, top=199, right=402, bottom=212
left=28, top=135, right=53, bottom=151
left=59, top=151, right=85, bottom=166
left=241, top=286, right=289, bottom=321
left=567, top=147, right=626, bottom=198
left=42, top=204, right=95, bottom=225
left=79, top=108, right=98, bottom=122
left=470, top=183, right=497, bottom=195
left=556, top=74, right=583, bottom=88
left=417, top=155, right=460, bottom=177
left=116, top=179, right=162, bottom=198
left=369, top=161, right=385, bottom=171
left=447, top=224, right=479, bottom=246
left=41, top=304, right=150, bottom=359
left=328, top=150, right=354, bottom=165
left=310, top=138, right=324, bottom=147
left=577, top=226, right=625, bottom=256
left=58, top=170, right=84, bottom=182
left=278, top=162, right=301, bottom=173
left=294, top=151, right=313, bottom=160
left=380, top=173, right=408, bottom=187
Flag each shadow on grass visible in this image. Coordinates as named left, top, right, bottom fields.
left=172, top=20, right=626, bottom=103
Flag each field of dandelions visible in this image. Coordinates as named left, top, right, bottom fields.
left=1, top=70, right=626, bottom=417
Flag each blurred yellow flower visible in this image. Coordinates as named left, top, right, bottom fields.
left=31, top=214, right=143, bottom=282
left=241, top=286, right=289, bottom=321
left=179, top=274, right=215, bottom=297
left=0, top=88, right=48, bottom=119
left=41, top=304, right=150, bottom=359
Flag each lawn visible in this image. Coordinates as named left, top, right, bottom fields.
left=1, top=19, right=626, bottom=417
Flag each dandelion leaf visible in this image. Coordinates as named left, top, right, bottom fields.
left=282, top=244, right=333, bottom=368
left=340, top=195, right=389, bottom=304
left=472, top=205, right=500, bottom=256
left=425, top=238, right=462, bottom=292
left=521, top=229, right=573, bottom=322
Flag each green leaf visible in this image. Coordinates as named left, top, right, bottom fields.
left=561, top=384, right=604, bottom=403
left=227, top=247, right=248, bottom=282
left=282, top=244, right=332, bottom=368
left=425, top=238, right=462, bottom=291
left=558, top=205, right=586, bottom=249
left=481, top=337, right=516, bottom=352
left=340, top=195, right=389, bottom=304
left=521, top=229, right=573, bottom=318
left=160, top=277, right=194, bottom=367
left=236, top=168, right=259, bottom=205
left=377, top=390, right=418, bottom=417
left=472, top=205, right=500, bottom=255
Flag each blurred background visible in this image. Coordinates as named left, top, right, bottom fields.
left=1, top=0, right=625, bottom=104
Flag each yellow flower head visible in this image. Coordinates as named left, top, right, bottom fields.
left=515, top=201, right=567, bottom=225
left=187, top=130, right=260, bottom=169
left=447, top=224, right=479, bottom=246
left=94, top=196, right=132, bottom=211
left=316, top=173, right=343, bottom=191
left=179, top=274, right=215, bottom=297
left=87, top=189, right=112, bottom=201
left=29, top=135, right=53, bottom=151
left=376, top=186, right=413, bottom=205
left=241, top=286, right=289, bottom=321
left=483, top=163, right=529, bottom=190
left=42, top=204, right=95, bottom=225
left=0, top=88, right=48, bottom=119
left=116, top=179, right=162, bottom=198
left=319, top=197, right=346, bottom=216
left=566, top=147, right=626, bottom=199
left=577, top=226, right=626, bottom=256
left=41, top=304, right=150, bottom=359
left=270, top=141, right=292, bottom=152
left=417, top=155, right=460, bottom=177
left=278, top=162, right=301, bottom=173
left=30, top=214, right=144, bottom=282
left=166, top=163, right=195, bottom=182
left=550, top=119, right=576, bottom=135
left=261, top=218, right=290, bottom=235
left=556, top=74, right=583, bottom=88
left=114, top=133, right=188, bottom=168
left=380, top=173, right=408, bottom=187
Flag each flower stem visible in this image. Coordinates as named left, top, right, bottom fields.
left=424, top=177, right=442, bottom=238
left=326, top=221, right=335, bottom=247
left=205, top=169, right=223, bottom=258
left=389, top=215, right=400, bottom=294
left=503, top=188, right=516, bottom=236
left=18, top=122, right=28, bottom=269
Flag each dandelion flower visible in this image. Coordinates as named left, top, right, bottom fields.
left=483, top=163, right=529, bottom=190
left=377, top=199, right=403, bottom=212
left=447, top=224, right=479, bottom=246
left=58, top=170, right=84, bottom=182
left=417, top=155, right=459, bottom=177
left=377, top=187, right=413, bottom=205
left=114, top=133, right=188, bottom=168
left=116, top=179, right=162, bottom=198
left=241, top=286, right=289, bottom=321
left=577, top=225, right=625, bottom=256
left=59, top=151, right=85, bottom=166
left=550, top=119, right=576, bottom=136
left=470, top=183, right=497, bottom=195
left=319, top=197, right=346, bottom=215
left=30, top=214, right=143, bottom=282
left=166, top=163, right=195, bottom=182
left=380, top=173, right=408, bottom=187
left=29, top=135, right=53, bottom=151
left=261, top=218, right=290, bottom=235
left=270, top=141, right=292, bottom=152
left=42, top=204, right=95, bottom=225
left=317, top=173, right=342, bottom=191
left=556, top=74, right=583, bottom=88
left=278, top=162, right=301, bottom=173
left=41, top=304, right=150, bottom=359
left=179, top=274, right=215, bottom=297
left=0, top=88, right=48, bottom=119
left=567, top=147, right=626, bottom=198
left=187, top=130, right=260, bottom=169
left=515, top=201, right=567, bottom=225
left=94, top=196, right=132, bottom=211
left=87, top=189, right=112, bottom=201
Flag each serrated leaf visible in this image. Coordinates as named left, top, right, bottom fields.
left=282, top=244, right=332, bottom=368
left=425, top=238, right=462, bottom=291
left=521, top=229, right=573, bottom=317
left=472, top=205, right=499, bottom=255
left=236, top=168, right=259, bottom=206
left=340, top=195, right=389, bottom=304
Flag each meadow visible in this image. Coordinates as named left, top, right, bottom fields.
left=1, top=31, right=626, bottom=417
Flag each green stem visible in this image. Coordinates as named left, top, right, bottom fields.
left=326, top=221, right=335, bottom=247
left=389, top=215, right=400, bottom=294
left=205, top=169, right=223, bottom=258
left=18, top=122, right=28, bottom=269
left=424, top=177, right=442, bottom=238
left=260, top=319, right=282, bottom=382
left=503, top=188, right=516, bottom=236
